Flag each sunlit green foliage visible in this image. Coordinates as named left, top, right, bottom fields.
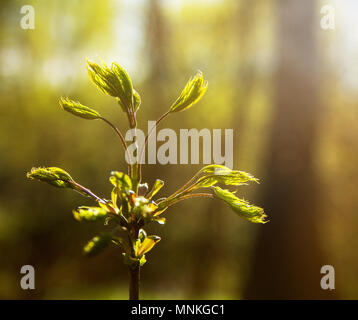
left=73, top=206, right=108, bottom=222
left=194, top=164, right=259, bottom=189
left=59, top=97, right=101, bottom=120
left=213, top=187, right=267, bottom=224
left=133, top=90, right=142, bottom=112
left=87, top=59, right=133, bottom=113
left=146, top=179, right=164, bottom=199
left=169, top=71, right=208, bottom=113
left=84, top=234, right=113, bottom=256
left=26, top=59, right=267, bottom=299
left=27, top=167, right=74, bottom=188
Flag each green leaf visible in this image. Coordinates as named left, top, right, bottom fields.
left=139, top=255, right=147, bottom=266
left=59, top=97, right=101, bottom=120
left=212, top=186, right=268, bottom=224
left=87, top=61, right=119, bottom=97
left=26, top=167, right=74, bottom=189
left=199, top=164, right=232, bottom=175
left=111, top=187, right=119, bottom=208
left=136, top=235, right=161, bottom=257
left=153, top=217, right=166, bottom=225
left=169, top=71, right=208, bottom=113
left=146, top=179, right=164, bottom=199
left=111, top=62, right=133, bottom=107
left=73, top=206, right=108, bottom=222
left=83, top=234, right=113, bottom=256
left=87, top=59, right=133, bottom=111
left=132, top=196, right=158, bottom=221
left=109, top=171, right=132, bottom=193
left=133, top=89, right=141, bottom=112
left=196, top=165, right=258, bottom=188
left=116, top=97, right=127, bottom=113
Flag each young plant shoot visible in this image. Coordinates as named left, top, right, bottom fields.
left=27, top=59, right=268, bottom=300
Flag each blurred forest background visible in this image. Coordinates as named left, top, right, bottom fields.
left=1, top=0, right=358, bottom=299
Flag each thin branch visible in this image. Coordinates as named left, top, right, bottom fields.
left=70, top=181, right=106, bottom=204
left=161, top=192, right=214, bottom=208
left=163, top=168, right=204, bottom=201
left=138, top=110, right=171, bottom=182
left=99, top=117, right=132, bottom=176
left=125, top=102, right=138, bottom=185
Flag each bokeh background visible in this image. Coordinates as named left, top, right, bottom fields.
left=1, top=0, right=357, bottom=299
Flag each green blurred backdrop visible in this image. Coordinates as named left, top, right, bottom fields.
left=0, top=0, right=357, bottom=299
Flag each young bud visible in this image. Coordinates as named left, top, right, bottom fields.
left=212, top=187, right=268, bottom=224
left=26, top=167, right=74, bottom=188
left=194, top=164, right=259, bottom=189
left=169, top=71, right=208, bottom=113
left=59, top=97, right=101, bottom=120
left=146, top=179, right=164, bottom=199
left=86, top=59, right=133, bottom=112
left=73, top=206, right=108, bottom=222
left=136, top=235, right=161, bottom=257
left=83, top=234, right=113, bottom=256
left=109, top=171, right=132, bottom=193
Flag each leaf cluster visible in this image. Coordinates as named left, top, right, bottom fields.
left=27, top=58, right=267, bottom=270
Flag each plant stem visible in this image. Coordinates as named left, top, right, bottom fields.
left=129, top=264, right=140, bottom=300
left=129, top=222, right=140, bottom=300
left=157, top=192, right=214, bottom=208
left=138, top=110, right=170, bottom=182
left=125, top=103, right=140, bottom=188
left=99, top=117, right=132, bottom=176
left=70, top=181, right=106, bottom=204
left=165, top=167, right=204, bottom=200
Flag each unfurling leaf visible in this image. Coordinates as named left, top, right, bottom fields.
left=153, top=217, right=166, bottom=225
left=212, top=187, right=268, bottom=224
left=111, top=187, right=119, bottom=208
left=109, top=171, right=132, bottom=193
left=169, top=71, right=208, bottom=113
left=139, top=255, right=147, bottom=266
left=133, top=196, right=158, bottom=221
left=86, top=59, right=133, bottom=111
left=98, top=200, right=118, bottom=214
left=194, top=165, right=259, bottom=189
left=133, top=89, right=141, bottom=112
left=73, top=206, right=108, bottom=222
left=26, top=167, right=74, bottom=189
left=146, top=179, right=164, bottom=199
left=83, top=234, right=113, bottom=256
left=136, top=235, right=161, bottom=257
left=59, top=97, right=101, bottom=120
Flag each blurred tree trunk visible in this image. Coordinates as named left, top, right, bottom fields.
left=233, top=0, right=257, bottom=148
left=244, top=0, right=337, bottom=299
left=145, top=0, right=170, bottom=87
left=188, top=204, right=220, bottom=298
left=187, top=2, right=258, bottom=298
left=142, top=0, right=170, bottom=176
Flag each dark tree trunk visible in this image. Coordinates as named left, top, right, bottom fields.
left=244, top=0, right=337, bottom=299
